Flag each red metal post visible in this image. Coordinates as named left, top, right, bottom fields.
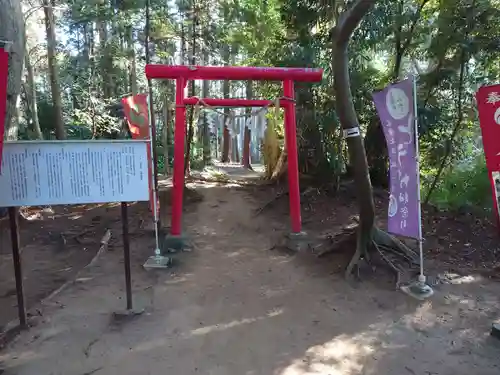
left=283, top=80, right=301, bottom=233
left=171, top=78, right=186, bottom=236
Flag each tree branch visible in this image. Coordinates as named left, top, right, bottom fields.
left=393, top=0, right=429, bottom=80
left=400, top=0, right=430, bottom=54
left=336, top=0, right=376, bottom=48
left=423, top=0, right=476, bottom=204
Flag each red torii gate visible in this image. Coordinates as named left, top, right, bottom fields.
left=145, top=65, right=323, bottom=245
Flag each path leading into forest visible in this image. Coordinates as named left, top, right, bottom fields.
left=1, top=165, right=500, bottom=375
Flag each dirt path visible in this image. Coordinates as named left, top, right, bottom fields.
left=1, top=168, right=500, bottom=375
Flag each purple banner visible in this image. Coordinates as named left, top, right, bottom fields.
left=372, top=78, right=421, bottom=239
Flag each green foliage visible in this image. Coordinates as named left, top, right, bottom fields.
left=18, top=0, right=500, bottom=211
left=422, top=156, right=492, bottom=211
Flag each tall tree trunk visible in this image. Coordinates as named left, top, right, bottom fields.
left=43, top=0, right=66, bottom=139
left=184, top=3, right=197, bottom=175
left=202, top=47, right=210, bottom=165
left=334, top=0, right=377, bottom=276
left=128, top=26, right=138, bottom=95
left=242, top=80, right=252, bottom=168
left=162, top=94, right=171, bottom=175
left=230, top=44, right=239, bottom=163
left=221, top=43, right=230, bottom=162
left=97, top=17, right=112, bottom=98
left=220, top=2, right=231, bottom=163
left=24, top=50, right=43, bottom=139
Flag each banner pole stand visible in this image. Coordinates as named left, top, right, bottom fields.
left=400, top=75, right=434, bottom=301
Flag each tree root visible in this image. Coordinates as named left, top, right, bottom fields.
left=345, top=226, right=419, bottom=288
left=371, top=227, right=418, bottom=261
left=344, top=229, right=367, bottom=280
left=372, top=240, right=401, bottom=288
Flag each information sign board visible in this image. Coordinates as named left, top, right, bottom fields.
left=0, top=140, right=149, bottom=207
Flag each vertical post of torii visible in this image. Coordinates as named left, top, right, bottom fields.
left=145, top=65, right=323, bottom=250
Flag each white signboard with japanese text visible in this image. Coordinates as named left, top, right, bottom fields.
left=0, top=140, right=149, bottom=207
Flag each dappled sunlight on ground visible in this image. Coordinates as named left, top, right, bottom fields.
left=189, top=308, right=284, bottom=337
left=279, top=332, right=377, bottom=375
left=440, top=272, right=482, bottom=284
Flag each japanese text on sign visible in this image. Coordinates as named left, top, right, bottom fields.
left=0, top=140, right=150, bottom=207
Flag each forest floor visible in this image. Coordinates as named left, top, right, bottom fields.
left=1, top=163, right=500, bottom=375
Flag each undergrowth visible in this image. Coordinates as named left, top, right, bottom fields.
left=423, top=155, right=492, bottom=211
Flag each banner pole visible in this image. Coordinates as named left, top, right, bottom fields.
left=147, top=95, right=160, bottom=254
left=143, top=95, right=171, bottom=269
left=412, top=75, right=426, bottom=283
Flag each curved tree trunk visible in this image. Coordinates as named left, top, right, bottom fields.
left=333, top=0, right=418, bottom=281
left=334, top=0, right=377, bottom=259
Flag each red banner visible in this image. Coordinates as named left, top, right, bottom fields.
left=0, top=48, right=9, bottom=171
left=121, top=93, right=150, bottom=139
left=476, top=84, right=500, bottom=228
left=121, top=94, right=157, bottom=214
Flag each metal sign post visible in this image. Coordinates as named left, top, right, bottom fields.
left=8, top=207, right=26, bottom=328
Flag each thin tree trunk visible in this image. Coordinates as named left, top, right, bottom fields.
left=242, top=80, right=252, bottom=168
left=230, top=44, right=239, bottom=162
left=97, top=18, right=111, bottom=98
left=202, top=48, right=210, bottom=165
left=184, top=4, right=197, bottom=175
left=423, top=57, right=467, bottom=205
left=424, top=1, right=474, bottom=204
left=180, top=20, right=185, bottom=64
left=43, top=0, right=66, bottom=139
left=128, top=26, right=137, bottom=95
left=24, top=51, right=42, bottom=139
left=221, top=43, right=230, bottom=162
left=221, top=3, right=231, bottom=163
left=162, top=94, right=171, bottom=175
